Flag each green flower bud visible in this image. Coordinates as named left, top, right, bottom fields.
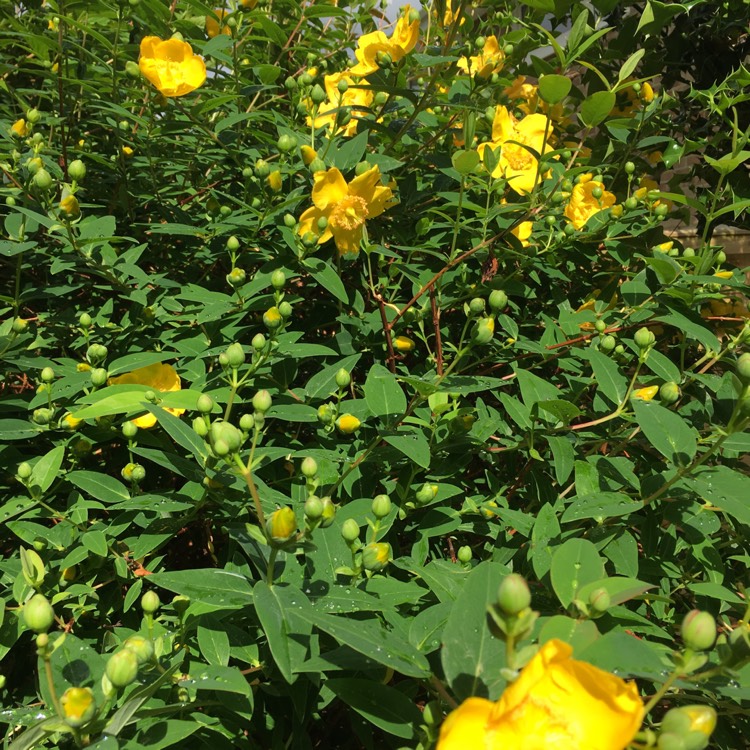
left=362, top=542, right=391, bottom=572
left=277, top=133, right=297, bottom=152
left=309, top=157, right=326, bottom=174
left=657, top=733, right=687, bottom=750
left=624, top=196, right=638, bottom=210
left=252, top=389, right=272, bottom=413
left=252, top=333, right=267, bottom=351
left=125, top=59, right=141, bottom=77
left=120, top=637, right=153, bottom=669
left=225, top=342, right=245, bottom=368
left=371, top=494, right=392, bottom=519
left=285, top=75, right=297, bottom=90
left=61, top=687, right=96, bottom=727
left=239, top=413, right=254, bottom=432
left=87, top=343, right=108, bottom=364
left=317, top=403, right=333, bottom=424
left=319, top=497, right=336, bottom=527
left=341, top=518, right=360, bottom=543
left=32, top=408, right=53, bottom=425
left=141, top=590, right=160, bottom=614
left=79, top=312, right=92, bottom=328
left=210, top=421, right=243, bottom=453
left=40, top=367, right=55, bottom=383
left=335, top=368, right=351, bottom=389
left=469, top=297, right=486, bottom=314
left=299, top=72, right=312, bottom=87
left=654, top=203, right=669, bottom=218
left=599, top=334, right=616, bottom=353
left=588, top=587, right=611, bottom=615
left=634, top=327, right=655, bottom=349
left=23, top=594, right=55, bottom=633
left=254, top=159, right=270, bottom=178
left=592, top=185, right=603, bottom=200
left=197, top=394, right=214, bottom=414
left=310, top=84, right=326, bottom=104
left=496, top=573, right=531, bottom=616
left=105, top=648, right=139, bottom=688
left=17, top=462, right=32, bottom=480
left=304, top=495, right=324, bottom=520
left=266, top=506, right=297, bottom=544
left=278, top=301, right=292, bottom=319
left=301, top=456, right=318, bottom=478
left=354, top=161, right=372, bottom=177
left=12, top=318, right=28, bottom=333
left=271, top=268, right=286, bottom=289
left=26, top=108, right=41, bottom=124
left=20, top=547, right=45, bottom=589
left=662, top=705, right=716, bottom=744
left=283, top=213, right=297, bottom=228
left=33, top=168, right=53, bottom=191
left=488, top=289, right=507, bottom=311
left=624, top=161, right=635, bottom=174
left=681, top=610, right=716, bottom=652
left=594, top=319, right=607, bottom=333
left=90, top=368, right=108, bottom=387
left=68, top=159, right=86, bottom=182
left=193, top=417, right=208, bottom=437
left=660, top=381, right=681, bottom=404
left=122, top=421, right=138, bottom=439
left=263, top=306, right=283, bottom=330
left=457, top=546, right=472, bottom=563
left=471, top=318, right=495, bottom=344
left=415, top=483, right=438, bottom=505
left=172, top=595, right=190, bottom=616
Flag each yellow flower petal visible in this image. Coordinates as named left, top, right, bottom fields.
left=108, top=363, right=185, bottom=428
left=633, top=385, right=659, bottom=401
left=564, top=179, right=616, bottom=229
left=138, top=36, right=207, bottom=98
left=312, top=168, right=349, bottom=210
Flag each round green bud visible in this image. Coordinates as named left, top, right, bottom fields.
left=545, top=214, right=557, bottom=226
left=415, top=483, right=438, bottom=505
left=624, top=196, right=638, bottom=210
left=79, top=312, right=92, bottom=328
left=106, top=649, right=139, bottom=688
left=193, top=417, right=208, bottom=437
left=252, top=389, right=272, bottom=413
left=469, top=297, right=486, bottom=314
left=634, top=327, right=655, bottom=349
left=659, top=381, right=681, bottom=404
left=239, top=413, right=254, bottom=432
left=714, top=250, right=727, bottom=266
left=131, top=464, right=146, bottom=482
left=278, top=301, right=292, bottom=319
left=301, top=456, right=318, bottom=478
left=304, top=495, right=324, bottom=520
left=26, top=108, right=41, bottom=123
left=197, top=394, right=214, bottom=414
left=657, top=733, right=687, bottom=750
left=681, top=609, right=716, bottom=652
left=277, top=134, right=297, bottom=152
left=299, top=72, right=312, bottom=87
left=252, top=333, right=267, bottom=351
left=61, top=686, right=96, bottom=728
left=564, top=222, right=576, bottom=236
left=488, top=289, right=507, bottom=311
left=336, top=78, right=349, bottom=93
left=309, top=157, right=326, bottom=174
left=12, top=318, right=28, bottom=334
left=496, top=573, right=531, bottom=616
left=125, top=59, right=141, bottom=78
left=471, top=318, right=495, bottom=345
left=599, top=335, right=616, bottom=353
left=123, top=634, right=154, bottom=665
left=18, top=462, right=32, bottom=480
left=263, top=306, right=283, bottom=330
left=34, top=168, right=53, bottom=191
left=283, top=213, right=297, bottom=228
left=23, top=594, right=55, bottom=633
left=422, top=700, right=442, bottom=726
left=654, top=203, right=669, bottom=218
left=457, top=546, right=472, bottom=563
left=6, top=196, right=16, bottom=206
left=90, top=368, right=108, bottom=387
left=354, top=161, right=372, bottom=177
left=122, top=421, right=138, bottom=439
left=588, top=587, right=611, bottom=614
left=475, top=36, right=486, bottom=48
left=225, top=343, right=245, bottom=368
left=341, top=518, right=360, bottom=543
left=68, top=160, right=87, bottom=183
left=226, top=235, right=240, bottom=252
left=737, top=353, right=750, bottom=384
left=141, top=590, right=160, bottom=615
left=317, top=403, right=333, bottom=424
left=271, top=268, right=286, bottom=289
left=683, top=247, right=695, bottom=258
left=172, top=595, right=190, bottom=616
left=624, top=161, right=636, bottom=175
left=41, top=367, right=55, bottom=383
left=591, top=186, right=603, bottom=200
left=310, top=84, right=326, bottom=104
left=254, top=159, right=270, bottom=178
left=317, top=215, right=328, bottom=230
left=285, top=75, right=297, bottom=90
left=32, top=408, right=53, bottom=425
left=210, top=421, right=243, bottom=453
left=319, top=497, right=336, bottom=527
left=335, top=368, right=351, bottom=389
left=266, top=506, right=297, bottom=544
left=371, top=494, right=392, bottom=519
left=242, top=166, right=253, bottom=179
left=362, top=542, right=391, bottom=572
left=87, top=343, right=108, bottom=364
left=594, top=319, right=607, bottom=333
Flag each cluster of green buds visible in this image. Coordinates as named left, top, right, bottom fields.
left=317, top=368, right=362, bottom=435
left=86, top=343, right=109, bottom=388
left=31, top=365, right=57, bottom=427
left=470, top=289, right=509, bottom=347
left=487, top=574, right=538, bottom=656
left=297, top=457, right=335, bottom=534
left=337, top=495, right=393, bottom=580
left=645, top=705, right=717, bottom=750
left=224, top=235, right=246, bottom=290
left=400, top=482, right=439, bottom=516
left=634, top=326, right=656, bottom=362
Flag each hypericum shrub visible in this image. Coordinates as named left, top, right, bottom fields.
left=1, top=0, right=749, bottom=748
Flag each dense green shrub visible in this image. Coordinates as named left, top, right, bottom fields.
left=1, top=0, right=750, bottom=747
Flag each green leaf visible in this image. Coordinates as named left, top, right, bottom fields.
left=442, top=562, right=507, bottom=700
left=538, top=74, right=572, bottom=104
left=30, top=445, right=65, bottom=494
left=384, top=431, right=431, bottom=469
left=253, top=582, right=300, bottom=683
left=303, top=257, right=349, bottom=304
left=636, top=0, right=687, bottom=36
left=562, top=492, right=640, bottom=523
left=583, top=348, right=627, bottom=404
left=576, top=576, right=655, bottom=606
left=691, top=466, right=750, bottom=525
left=616, top=49, right=646, bottom=87
left=131, top=720, right=200, bottom=750
left=580, top=90, right=616, bottom=128
left=705, top=150, right=750, bottom=177
left=67, top=471, right=130, bottom=503
left=550, top=538, right=605, bottom=607
left=326, top=678, right=421, bottom=739
left=146, top=404, right=208, bottom=462
left=364, top=363, right=407, bottom=420
left=632, top=400, right=697, bottom=465
left=0, top=419, right=41, bottom=441
left=547, top=436, right=575, bottom=484
left=538, top=399, right=581, bottom=424
left=539, top=616, right=600, bottom=651
left=82, top=530, right=108, bottom=557
left=197, top=616, right=231, bottom=667
left=147, top=569, right=254, bottom=609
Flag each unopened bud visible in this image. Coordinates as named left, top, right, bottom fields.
left=362, top=542, right=391, bottom=572
left=105, top=649, right=139, bottom=688
left=61, top=687, right=96, bottom=727
left=489, top=290, right=507, bottom=312
left=341, top=518, right=360, bottom=543
left=496, top=574, right=531, bottom=616
left=301, top=456, right=318, bottom=478
left=335, top=368, right=351, bottom=389
left=371, top=494, right=392, bottom=519
left=141, top=590, right=160, bottom=615
left=23, top=594, right=55, bottom=633
left=253, top=389, right=272, bottom=413
left=266, top=506, right=297, bottom=544
left=681, top=610, right=716, bottom=652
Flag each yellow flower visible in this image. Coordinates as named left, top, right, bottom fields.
left=206, top=9, right=231, bottom=38
left=714, top=270, right=733, bottom=280
left=437, top=639, right=643, bottom=750
left=266, top=170, right=282, bottom=192
left=510, top=221, right=532, bottom=247
left=241, top=0, right=258, bottom=7
left=108, top=363, right=185, bottom=429
left=633, top=385, right=659, bottom=401
left=457, top=35, right=504, bottom=79
left=138, top=36, right=207, bottom=98
left=121, top=146, right=134, bottom=157
left=300, top=145, right=317, bottom=165
left=641, top=82, right=655, bottom=102
left=477, top=106, right=554, bottom=195
left=442, top=0, right=465, bottom=27
left=307, top=72, right=374, bottom=138
left=336, top=414, right=361, bottom=433
left=11, top=118, right=27, bottom=138
left=349, top=9, right=419, bottom=77
left=298, top=165, right=393, bottom=256
left=61, top=687, right=96, bottom=728
left=394, top=335, right=415, bottom=352
left=564, top=175, right=616, bottom=229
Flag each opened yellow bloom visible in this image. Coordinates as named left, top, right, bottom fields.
left=350, top=9, right=419, bottom=76
left=108, top=363, right=185, bottom=429
left=564, top=174, right=616, bottom=229
left=298, top=166, right=393, bottom=256
left=478, top=106, right=554, bottom=195
left=633, top=385, right=659, bottom=401
left=307, top=72, right=374, bottom=137
left=504, top=75, right=568, bottom=125
left=206, top=9, right=231, bottom=38
left=138, top=36, right=207, bottom=98
left=11, top=118, right=27, bottom=137
left=458, top=35, right=504, bottom=79
left=437, top=639, right=643, bottom=750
